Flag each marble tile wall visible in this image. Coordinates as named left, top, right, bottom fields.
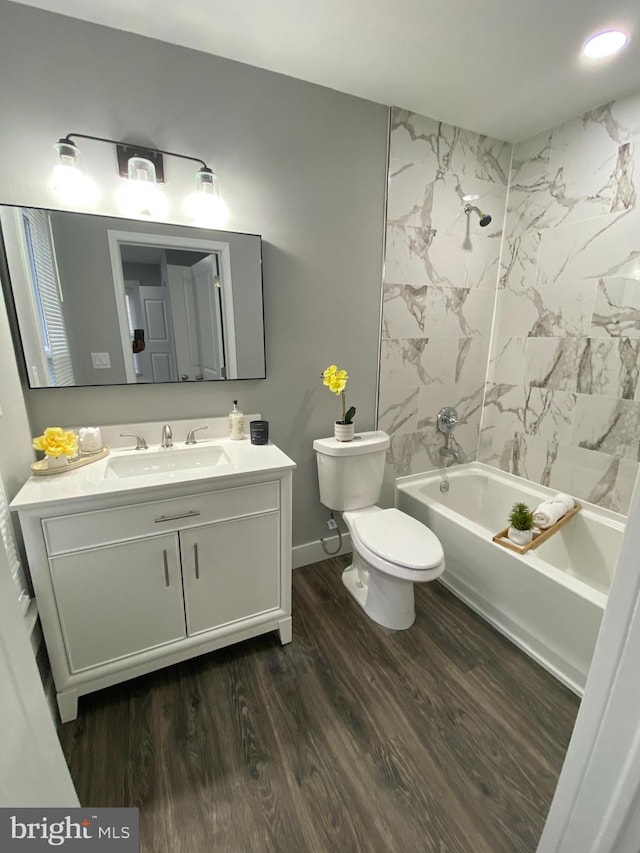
left=379, top=108, right=510, bottom=490
left=479, top=92, right=640, bottom=514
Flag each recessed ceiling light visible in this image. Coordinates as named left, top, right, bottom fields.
left=582, top=30, right=630, bottom=59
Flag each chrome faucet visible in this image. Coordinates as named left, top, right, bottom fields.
left=185, top=425, right=208, bottom=445
left=439, top=446, right=461, bottom=462
left=119, top=432, right=148, bottom=450
left=161, top=424, right=173, bottom=448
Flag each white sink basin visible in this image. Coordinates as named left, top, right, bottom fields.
left=105, top=445, right=231, bottom=479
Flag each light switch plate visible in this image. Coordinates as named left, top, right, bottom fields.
left=91, top=352, right=111, bottom=369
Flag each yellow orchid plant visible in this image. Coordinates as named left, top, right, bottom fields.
left=32, top=427, right=78, bottom=459
left=322, top=364, right=356, bottom=424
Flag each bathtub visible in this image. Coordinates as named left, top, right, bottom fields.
left=395, top=462, right=625, bottom=695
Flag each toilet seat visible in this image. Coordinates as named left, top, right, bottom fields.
left=345, top=508, right=445, bottom=581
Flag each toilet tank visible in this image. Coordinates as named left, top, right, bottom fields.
left=313, top=431, right=391, bottom=511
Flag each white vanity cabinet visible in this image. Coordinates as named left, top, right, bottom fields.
left=180, top=513, right=280, bottom=635
left=50, top=534, right=186, bottom=672
left=14, top=465, right=294, bottom=723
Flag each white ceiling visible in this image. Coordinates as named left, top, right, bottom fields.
left=10, top=0, right=640, bottom=141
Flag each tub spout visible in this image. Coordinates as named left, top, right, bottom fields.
left=439, top=446, right=461, bottom=462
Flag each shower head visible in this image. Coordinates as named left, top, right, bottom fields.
left=464, top=203, right=492, bottom=227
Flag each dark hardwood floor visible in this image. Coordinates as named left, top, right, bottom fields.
left=59, top=557, right=579, bottom=853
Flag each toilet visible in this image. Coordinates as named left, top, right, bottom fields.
left=313, top=430, right=445, bottom=630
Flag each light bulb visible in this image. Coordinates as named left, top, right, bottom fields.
left=184, top=167, right=229, bottom=227
left=117, top=156, right=168, bottom=219
left=51, top=139, right=99, bottom=207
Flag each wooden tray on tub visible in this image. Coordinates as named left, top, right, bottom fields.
left=492, top=503, right=581, bottom=555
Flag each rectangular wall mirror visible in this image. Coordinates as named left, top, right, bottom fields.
left=0, top=205, right=266, bottom=387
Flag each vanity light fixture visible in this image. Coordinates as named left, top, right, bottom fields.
left=184, top=167, right=229, bottom=227
left=582, top=29, right=630, bottom=59
left=51, top=138, right=99, bottom=207
left=117, top=155, right=168, bottom=220
left=52, top=133, right=227, bottom=225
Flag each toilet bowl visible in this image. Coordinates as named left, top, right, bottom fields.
left=313, top=431, right=446, bottom=630
left=342, top=506, right=444, bottom=629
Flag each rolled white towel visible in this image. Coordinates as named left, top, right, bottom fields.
left=533, top=499, right=568, bottom=529
left=552, top=492, right=575, bottom=513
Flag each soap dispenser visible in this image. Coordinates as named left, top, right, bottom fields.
left=229, top=400, right=245, bottom=440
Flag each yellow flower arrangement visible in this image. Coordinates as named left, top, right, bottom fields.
left=32, top=427, right=78, bottom=459
left=321, top=364, right=356, bottom=424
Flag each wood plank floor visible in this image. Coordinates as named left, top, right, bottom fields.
left=59, top=557, right=579, bottom=853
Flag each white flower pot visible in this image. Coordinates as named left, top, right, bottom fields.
left=334, top=421, right=355, bottom=442
left=507, top=526, right=533, bottom=546
left=46, top=454, right=68, bottom=469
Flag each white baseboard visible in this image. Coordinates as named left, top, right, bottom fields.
left=292, top=533, right=352, bottom=569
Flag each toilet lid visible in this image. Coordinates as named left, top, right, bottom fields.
left=352, top=508, right=444, bottom=570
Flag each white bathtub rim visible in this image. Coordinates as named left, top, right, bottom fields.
left=396, top=460, right=627, bottom=530
left=396, top=462, right=613, bottom=608
left=400, top=489, right=607, bottom=609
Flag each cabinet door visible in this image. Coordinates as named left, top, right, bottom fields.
left=50, top=534, right=186, bottom=672
left=181, top=513, right=280, bottom=636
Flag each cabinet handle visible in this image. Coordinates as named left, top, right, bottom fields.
left=163, top=549, right=170, bottom=587
left=154, top=510, right=201, bottom=523
left=194, top=543, right=200, bottom=580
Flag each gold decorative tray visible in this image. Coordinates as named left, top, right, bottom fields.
left=492, top=503, right=582, bottom=554
left=31, top=446, right=110, bottom=476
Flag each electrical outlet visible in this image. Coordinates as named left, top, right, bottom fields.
left=91, top=352, right=111, bottom=369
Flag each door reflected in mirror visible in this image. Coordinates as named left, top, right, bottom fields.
left=0, top=206, right=266, bottom=387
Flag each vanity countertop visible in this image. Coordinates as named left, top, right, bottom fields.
left=10, top=438, right=296, bottom=512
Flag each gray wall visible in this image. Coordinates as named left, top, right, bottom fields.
left=0, top=0, right=388, bottom=548
left=121, top=262, right=161, bottom=289
left=0, top=269, right=33, bottom=566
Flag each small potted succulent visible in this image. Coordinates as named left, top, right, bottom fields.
left=507, top=501, right=535, bottom=546
left=321, top=364, right=356, bottom=441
